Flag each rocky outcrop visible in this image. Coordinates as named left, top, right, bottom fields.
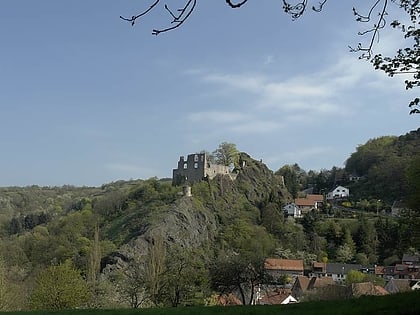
left=102, top=195, right=217, bottom=272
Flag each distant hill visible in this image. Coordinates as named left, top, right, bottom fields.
left=345, top=128, right=420, bottom=204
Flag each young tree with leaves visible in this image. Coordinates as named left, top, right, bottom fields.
left=213, top=142, right=239, bottom=167
left=119, top=256, right=149, bottom=308
left=210, top=251, right=268, bottom=305
left=30, top=263, right=90, bottom=310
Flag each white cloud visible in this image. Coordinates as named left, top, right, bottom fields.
left=263, top=55, right=274, bottom=65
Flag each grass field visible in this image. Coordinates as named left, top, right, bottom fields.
left=4, top=291, right=420, bottom=315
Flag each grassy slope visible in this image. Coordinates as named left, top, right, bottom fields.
left=5, top=291, right=420, bottom=315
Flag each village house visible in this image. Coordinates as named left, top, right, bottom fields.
left=326, top=186, right=349, bottom=200
left=283, top=203, right=301, bottom=218
left=291, top=276, right=335, bottom=300
left=255, top=287, right=298, bottom=305
left=384, top=278, right=420, bottom=293
left=348, top=282, right=389, bottom=298
left=264, top=258, right=304, bottom=282
left=391, top=200, right=409, bottom=216
left=309, top=262, right=365, bottom=284
left=287, top=194, right=324, bottom=215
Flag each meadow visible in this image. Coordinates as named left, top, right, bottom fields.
left=3, top=291, right=420, bottom=315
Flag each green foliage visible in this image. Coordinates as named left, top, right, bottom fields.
left=345, top=270, right=366, bottom=284
left=345, top=269, right=385, bottom=287
left=275, top=164, right=306, bottom=198
left=406, top=156, right=420, bottom=211
left=161, top=245, right=210, bottom=307
left=346, top=129, right=420, bottom=203
left=30, top=263, right=90, bottom=310
left=210, top=251, right=268, bottom=305
left=212, top=142, right=239, bottom=167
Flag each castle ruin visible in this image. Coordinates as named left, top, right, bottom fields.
left=172, top=153, right=231, bottom=185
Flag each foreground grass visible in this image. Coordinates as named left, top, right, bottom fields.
left=4, top=291, right=420, bottom=315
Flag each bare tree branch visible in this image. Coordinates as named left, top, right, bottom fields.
left=120, top=0, right=160, bottom=26
left=225, top=0, right=249, bottom=8
left=349, top=0, right=389, bottom=59
left=120, top=0, right=249, bottom=35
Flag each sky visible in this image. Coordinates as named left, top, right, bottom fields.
left=0, top=1, right=418, bottom=187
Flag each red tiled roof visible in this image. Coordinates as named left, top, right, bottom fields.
left=295, top=194, right=324, bottom=207
left=306, top=194, right=324, bottom=202
left=259, top=289, right=296, bottom=305
left=265, top=258, right=304, bottom=271
left=294, top=276, right=311, bottom=291
left=308, top=277, right=334, bottom=289
left=295, top=198, right=317, bottom=207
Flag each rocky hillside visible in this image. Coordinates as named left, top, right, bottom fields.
left=102, top=152, right=291, bottom=270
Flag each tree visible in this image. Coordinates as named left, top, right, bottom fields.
left=143, top=232, right=166, bottom=306
left=275, top=164, right=306, bottom=198
left=355, top=217, right=378, bottom=264
left=161, top=245, right=209, bottom=307
left=121, top=1, right=419, bottom=113
left=336, top=244, right=355, bottom=263
left=213, top=142, right=239, bottom=167
left=118, top=256, right=149, bottom=308
left=30, top=263, right=90, bottom=310
left=406, top=156, right=420, bottom=211
left=210, top=251, right=268, bottom=305
left=0, top=257, right=10, bottom=311
left=87, top=224, right=101, bottom=285
left=345, top=269, right=366, bottom=285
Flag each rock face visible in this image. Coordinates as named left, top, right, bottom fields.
left=102, top=195, right=217, bottom=272
left=125, top=196, right=217, bottom=253
left=235, top=152, right=291, bottom=205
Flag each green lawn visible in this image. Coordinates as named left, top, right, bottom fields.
left=4, top=291, right=420, bottom=315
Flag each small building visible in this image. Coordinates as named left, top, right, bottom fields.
left=384, top=279, right=420, bottom=294
left=309, top=262, right=363, bottom=284
left=402, top=253, right=420, bottom=265
left=256, top=288, right=298, bottom=305
left=294, top=194, right=324, bottom=214
left=172, top=153, right=231, bottom=185
left=391, top=200, right=409, bottom=216
left=265, top=258, right=304, bottom=282
left=349, top=282, right=389, bottom=298
left=326, top=186, right=349, bottom=200
left=292, top=276, right=334, bottom=300
left=283, top=203, right=302, bottom=218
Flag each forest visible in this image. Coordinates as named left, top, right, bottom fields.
left=0, top=128, right=419, bottom=310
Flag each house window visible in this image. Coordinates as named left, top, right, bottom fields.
left=183, top=163, right=188, bottom=169
left=194, top=162, right=198, bottom=169
left=194, top=154, right=199, bottom=162
left=201, top=155, right=204, bottom=162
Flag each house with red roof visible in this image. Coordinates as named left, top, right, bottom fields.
left=292, top=194, right=324, bottom=214
left=265, top=258, right=304, bottom=282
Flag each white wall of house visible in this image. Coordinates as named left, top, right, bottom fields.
left=326, top=186, right=349, bottom=200
left=283, top=203, right=302, bottom=218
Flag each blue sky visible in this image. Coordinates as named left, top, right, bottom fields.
left=0, top=1, right=418, bottom=187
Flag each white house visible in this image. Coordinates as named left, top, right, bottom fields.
left=326, top=186, right=349, bottom=200
left=283, top=203, right=302, bottom=218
